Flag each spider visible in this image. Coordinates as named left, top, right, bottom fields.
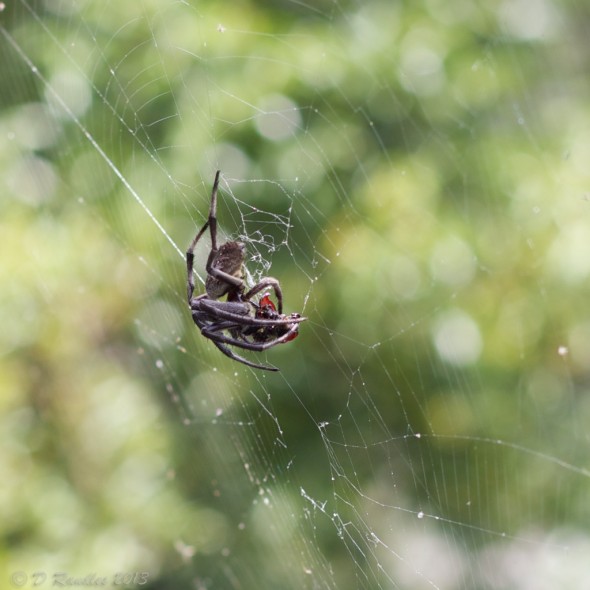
left=186, top=170, right=305, bottom=371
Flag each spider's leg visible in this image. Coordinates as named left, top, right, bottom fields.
left=202, top=172, right=245, bottom=291
left=198, top=299, right=306, bottom=326
left=186, top=170, right=221, bottom=303
left=186, top=242, right=204, bottom=303
left=244, top=277, right=284, bottom=314
left=205, top=264, right=244, bottom=290
left=193, top=314, right=278, bottom=370
left=192, top=299, right=250, bottom=322
left=250, top=323, right=300, bottom=350
left=208, top=338, right=279, bottom=372
left=235, top=323, right=301, bottom=351
left=201, top=321, right=300, bottom=351
left=208, top=170, right=220, bottom=250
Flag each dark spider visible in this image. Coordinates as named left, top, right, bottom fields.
left=186, top=170, right=305, bottom=372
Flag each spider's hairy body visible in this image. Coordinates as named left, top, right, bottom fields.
left=186, top=170, right=306, bottom=371
left=205, top=241, right=246, bottom=300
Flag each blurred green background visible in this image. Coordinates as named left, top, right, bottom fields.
left=2, top=0, right=590, bottom=588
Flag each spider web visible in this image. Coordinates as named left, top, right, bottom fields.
left=2, top=1, right=590, bottom=589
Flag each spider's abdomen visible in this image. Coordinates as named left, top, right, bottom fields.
left=206, top=241, right=246, bottom=299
